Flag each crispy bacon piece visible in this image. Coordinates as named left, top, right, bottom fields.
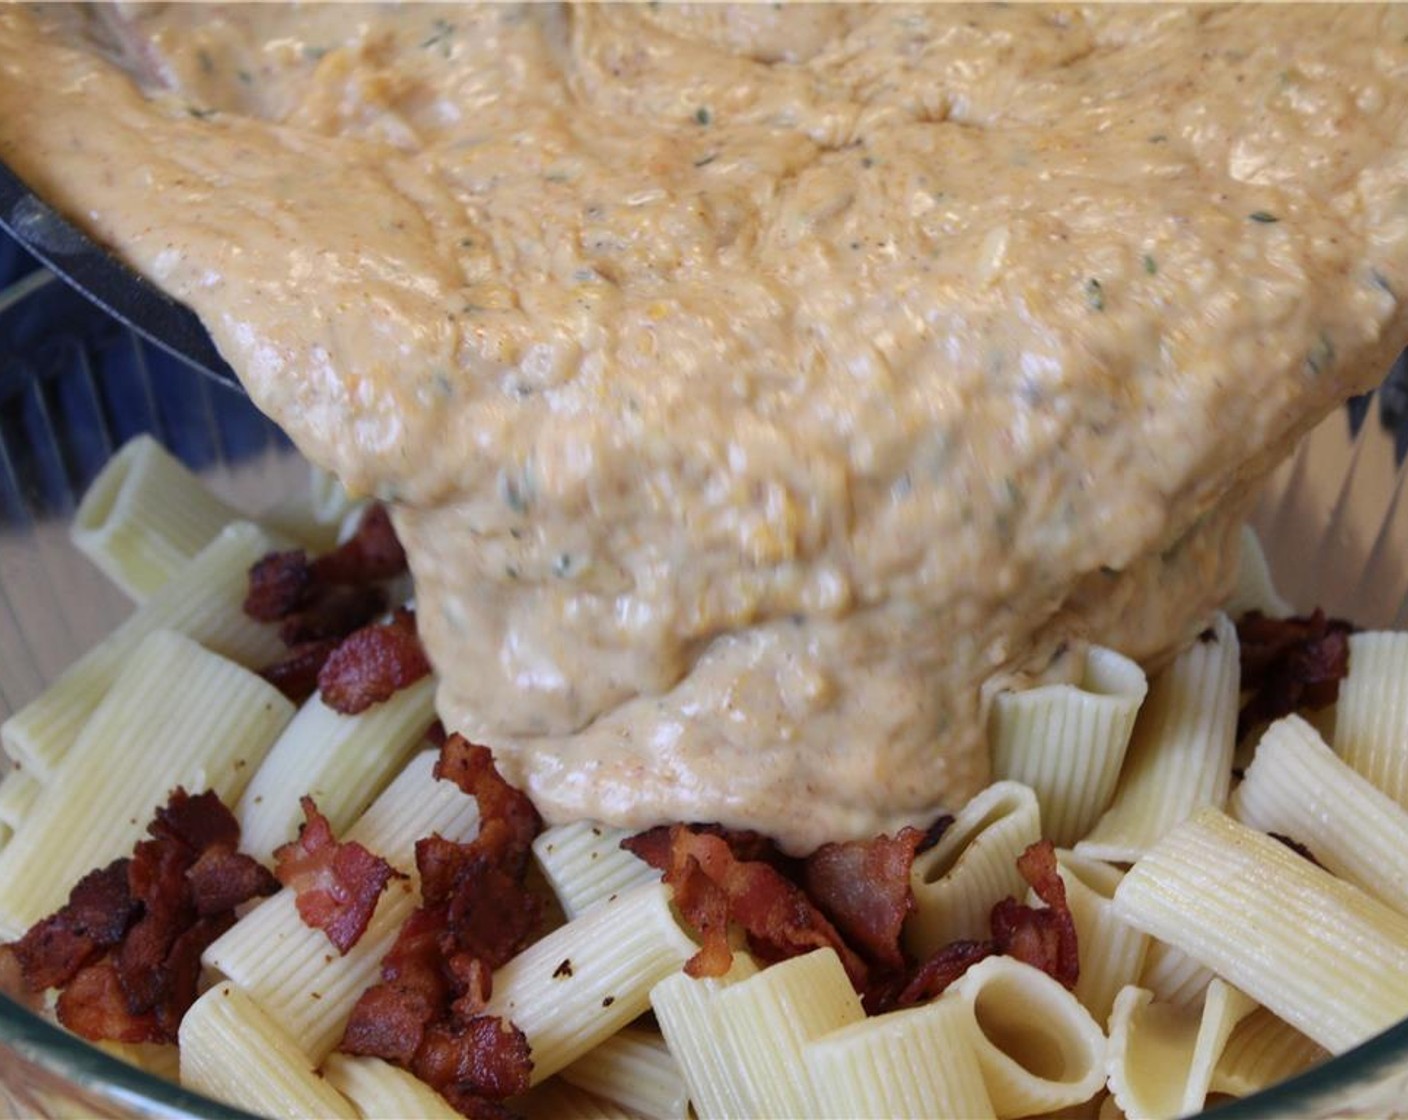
left=992, top=840, right=1079, bottom=988
left=275, top=798, right=402, bottom=955
left=12, top=860, right=135, bottom=992
left=625, top=824, right=868, bottom=988
left=244, top=549, right=312, bottom=621
left=894, top=940, right=997, bottom=1007
left=318, top=608, right=432, bottom=715
left=341, top=740, right=543, bottom=1115
left=1236, top=610, right=1355, bottom=738
left=259, top=638, right=340, bottom=702
left=56, top=959, right=163, bottom=1045
left=279, top=584, right=388, bottom=647
left=7, top=787, right=275, bottom=1044
left=1269, top=831, right=1325, bottom=868
left=803, top=828, right=925, bottom=972
left=311, top=504, right=408, bottom=584
left=414, top=1017, right=533, bottom=1109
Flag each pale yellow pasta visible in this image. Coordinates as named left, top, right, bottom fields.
left=0, top=768, right=40, bottom=832
left=95, top=1041, right=180, bottom=1085
left=483, top=882, right=696, bottom=1085
left=1334, top=631, right=1408, bottom=808
left=0, top=630, right=293, bottom=937
left=532, top=820, right=661, bottom=921
left=1077, top=613, right=1239, bottom=864
left=1, top=521, right=285, bottom=782
left=1113, top=807, right=1408, bottom=1052
left=320, top=1053, right=460, bottom=1119
left=70, top=434, right=242, bottom=603
left=1224, top=524, right=1293, bottom=620
left=236, top=677, right=437, bottom=864
left=179, top=981, right=356, bottom=1119
left=1210, top=1007, right=1329, bottom=1099
left=907, top=781, right=1041, bottom=958
left=515, top=1079, right=635, bottom=1120
left=649, top=956, right=762, bottom=1119
left=1230, top=714, right=1408, bottom=916
left=990, top=646, right=1146, bottom=846
left=803, top=993, right=995, bottom=1120
left=948, top=956, right=1108, bottom=1118
left=560, top=1026, right=688, bottom=1120
left=1137, top=939, right=1214, bottom=1010
left=1104, top=980, right=1254, bottom=1120
left=205, top=751, right=480, bottom=1064
left=1054, top=851, right=1149, bottom=1027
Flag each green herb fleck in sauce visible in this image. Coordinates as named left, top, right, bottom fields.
left=694, top=106, right=712, bottom=126
left=1084, top=278, right=1106, bottom=311
left=1248, top=210, right=1280, bottom=224
left=1142, top=254, right=1158, bottom=276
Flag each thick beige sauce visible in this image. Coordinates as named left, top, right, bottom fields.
left=2, top=5, right=1407, bottom=851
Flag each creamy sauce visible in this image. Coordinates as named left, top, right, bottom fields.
left=2, top=5, right=1406, bottom=851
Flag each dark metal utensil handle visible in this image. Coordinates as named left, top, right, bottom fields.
left=0, top=159, right=241, bottom=391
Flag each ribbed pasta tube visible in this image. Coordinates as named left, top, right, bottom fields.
left=649, top=956, right=761, bottom=1118
left=532, top=820, right=660, bottom=920
left=803, top=993, right=995, bottom=1119
left=483, top=882, right=697, bottom=1085
left=1231, top=714, right=1408, bottom=916
left=320, top=1053, right=460, bottom=1118
left=1104, top=980, right=1255, bottom=1120
left=1054, top=851, right=1149, bottom=1026
left=1209, top=1007, right=1328, bottom=1098
left=559, top=1026, right=689, bottom=1119
left=0, top=629, right=293, bottom=936
left=990, top=646, right=1146, bottom=846
left=70, top=434, right=242, bottom=603
left=1334, top=631, right=1408, bottom=808
left=179, top=981, right=356, bottom=1118
left=1077, top=613, right=1239, bottom=863
left=0, top=768, right=40, bottom=832
left=1137, top=939, right=1213, bottom=1009
left=236, top=678, right=437, bottom=865
left=907, top=781, right=1041, bottom=958
left=947, top=956, right=1108, bottom=1118
left=1, top=521, right=285, bottom=782
left=1113, top=808, right=1408, bottom=1052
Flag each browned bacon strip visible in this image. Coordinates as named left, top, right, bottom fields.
left=341, top=740, right=543, bottom=1116
left=311, top=504, right=408, bottom=584
left=244, top=549, right=312, bottom=621
left=259, top=638, right=340, bottom=702
left=803, top=828, right=924, bottom=972
left=992, top=840, right=1079, bottom=988
left=1236, top=609, right=1355, bottom=738
left=12, top=860, right=135, bottom=992
left=275, top=798, right=402, bottom=955
left=7, top=788, right=277, bottom=1044
left=319, top=608, right=432, bottom=715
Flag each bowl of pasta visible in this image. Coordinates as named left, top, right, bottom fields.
left=3, top=255, right=1408, bottom=1120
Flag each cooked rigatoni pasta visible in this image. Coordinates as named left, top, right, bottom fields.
left=532, top=820, right=661, bottom=921
left=70, top=434, right=242, bottom=603
left=1230, top=714, right=1408, bottom=916
left=1076, top=613, right=1239, bottom=863
left=1053, top=851, right=1149, bottom=1027
left=947, top=956, right=1107, bottom=1118
left=0, top=629, right=293, bottom=936
left=1333, top=631, right=1408, bottom=808
left=179, top=981, right=357, bottom=1119
left=1104, top=980, right=1254, bottom=1120
left=649, top=956, right=762, bottom=1118
left=1, top=521, right=285, bottom=782
left=236, top=677, right=437, bottom=864
left=1114, top=808, right=1408, bottom=1053
left=1136, top=937, right=1215, bottom=1011
left=483, top=882, right=696, bottom=1085
left=95, top=1041, right=180, bottom=1085
left=320, top=1053, right=460, bottom=1119
left=0, top=768, right=40, bottom=832
left=989, top=646, right=1146, bottom=847
left=1209, top=1007, right=1329, bottom=1099
left=803, top=992, right=995, bottom=1120
left=559, top=1026, right=689, bottom=1120
left=907, top=781, right=1041, bottom=957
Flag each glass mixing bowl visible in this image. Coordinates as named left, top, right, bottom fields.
left=1, top=258, right=1407, bottom=1119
